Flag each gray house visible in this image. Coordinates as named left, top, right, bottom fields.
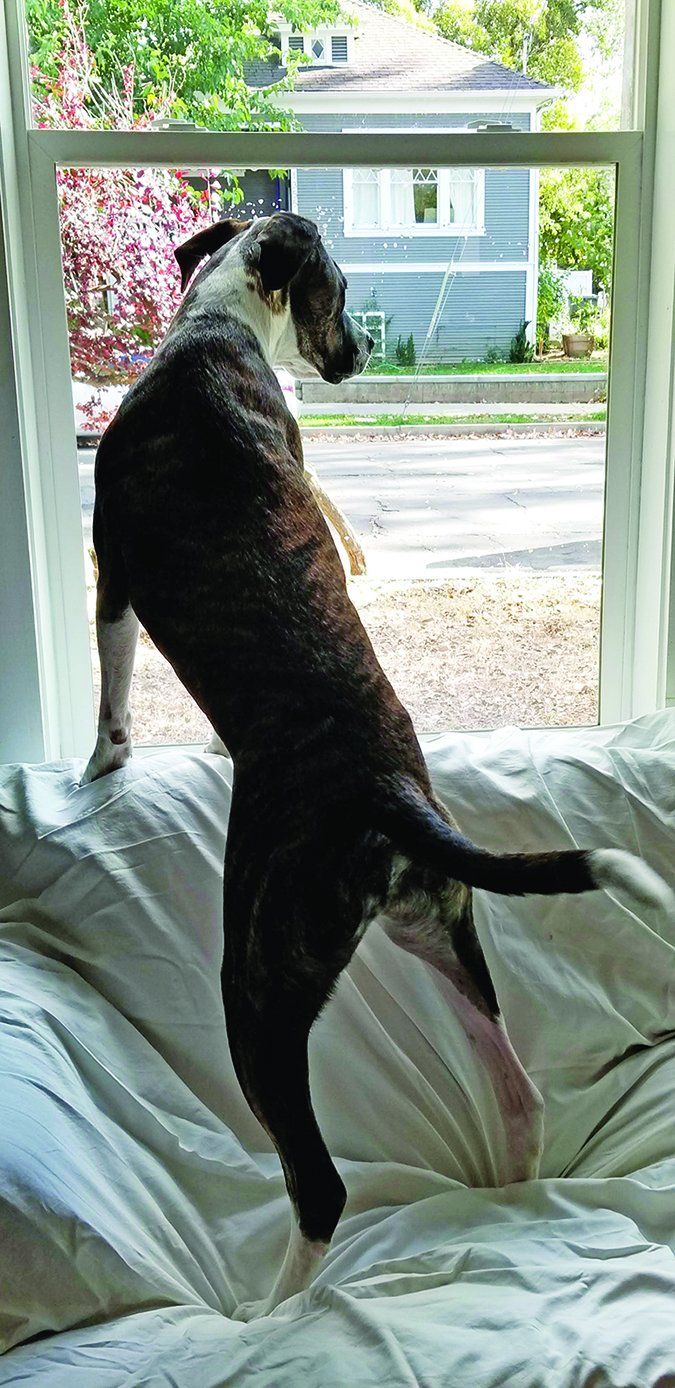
left=243, top=2, right=555, bottom=362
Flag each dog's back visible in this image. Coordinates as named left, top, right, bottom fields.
left=95, top=309, right=424, bottom=795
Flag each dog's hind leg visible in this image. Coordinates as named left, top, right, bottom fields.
left=222, top=850, right=361, bottom=1321
left=383, top=864, right=544, bottom=1186
left=82, top=502, right=139, bottom=783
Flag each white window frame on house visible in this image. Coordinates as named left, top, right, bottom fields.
left=343, top=164, right=486, bottom=237
left=1, top=0, right=674, bottom=763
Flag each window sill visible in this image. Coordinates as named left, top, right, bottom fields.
left=343, top=225, right=486, bottom=238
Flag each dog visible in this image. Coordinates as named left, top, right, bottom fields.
left=82, top=211, right=672, bottom=1321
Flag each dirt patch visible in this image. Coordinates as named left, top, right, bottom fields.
left=89, top=572, right=600, bottom=744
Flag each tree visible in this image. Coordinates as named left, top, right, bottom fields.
left=27, top=0, right=340, bottom=131
left=33, top=10, right=211, bottom=387
left=431, top=0, right=617, bottom=294
left=27, top=0, right=343, bottom=397
left=433, top=0, right=596, bottom=92
left=539, top=166, right=614, bottom=292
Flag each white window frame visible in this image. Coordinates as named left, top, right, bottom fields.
left=1, top=0, right=673, bottom=761
left=343, top=165, right=485, bottom=237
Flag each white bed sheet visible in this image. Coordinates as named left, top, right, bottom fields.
left=0, top=713, right=674, bottom=1385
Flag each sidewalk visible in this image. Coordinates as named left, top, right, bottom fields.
left=300, top=401, right=599, bottom=419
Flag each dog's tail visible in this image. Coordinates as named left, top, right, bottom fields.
left=376, top=777, right=673, bottom=912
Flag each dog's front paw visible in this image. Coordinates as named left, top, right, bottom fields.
left=81, top=730, right=132, bottom=784
left=231, top=1298, right=274, bottom=1323
left=205, top=731, right=230, bottom=758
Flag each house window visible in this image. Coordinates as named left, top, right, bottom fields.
left=331, top=34, right=349, bottom=62
left=352, top=168, right=381, bottom=228
left=345, top=167, right=484, bottom=235
left=283, top=30, right=350, bottom=65
left=392, top=168, right=439, bottom=225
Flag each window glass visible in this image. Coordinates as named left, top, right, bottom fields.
left=24, top=0, right=632, bottom=133
left=60, top=162, right=614, bottom=741
left=352, top=168, right=381, bottom=229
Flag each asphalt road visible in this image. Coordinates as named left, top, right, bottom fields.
left=77, top=433, right=605, bottom=577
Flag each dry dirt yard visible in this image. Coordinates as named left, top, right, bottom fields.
left=89, top=572, right=601, bottom=744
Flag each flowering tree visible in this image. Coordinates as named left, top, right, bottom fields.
left=34, top=8, right=213, bottom=394
left=30, top=0, right=339, bottom=406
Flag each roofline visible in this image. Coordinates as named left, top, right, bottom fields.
left=275, top=88, right=559, bottom=114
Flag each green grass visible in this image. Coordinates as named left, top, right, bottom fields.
left=364, top=355, right=608, bottom=377
left=301, top=410, right=607, bottom=428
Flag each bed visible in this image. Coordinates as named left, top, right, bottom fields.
left=0, top=712, right=674, bottom=1385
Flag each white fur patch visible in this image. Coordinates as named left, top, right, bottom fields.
left=590, top=849, right=675, bottom=913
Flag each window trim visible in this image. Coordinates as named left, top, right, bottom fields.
left=343, top=164, right=486, bottom=237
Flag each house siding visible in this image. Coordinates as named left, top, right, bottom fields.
left=345, top=269, right=527, bottom=363
left=293, top=111, right=532, bottom=361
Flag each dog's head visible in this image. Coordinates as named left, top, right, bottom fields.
left=175, top=212, right=374, bottom=384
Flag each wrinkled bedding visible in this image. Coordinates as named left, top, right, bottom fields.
left=0, top=713, right=674, bottom=1386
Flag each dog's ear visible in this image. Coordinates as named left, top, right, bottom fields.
left=174, top=218, right=251, bottom=293
left=248, top=213, right=320, bottom=294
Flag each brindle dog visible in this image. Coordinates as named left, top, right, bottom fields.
left=83, top=212, right=672, bottom=1321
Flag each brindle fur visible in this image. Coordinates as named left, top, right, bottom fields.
left=85, top=213, right=618, bottom=1320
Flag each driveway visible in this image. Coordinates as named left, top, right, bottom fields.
left=77, top=434, right=605, bottom=577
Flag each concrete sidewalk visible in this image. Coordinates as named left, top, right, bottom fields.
left=300, top=401, right=603, bottom=419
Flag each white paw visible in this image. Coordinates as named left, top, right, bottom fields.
left=205, top=731, right=230, bottom=758
left=81, top=731, right=132, bottom=784
left=231, top=1298, right=274, bottom=1323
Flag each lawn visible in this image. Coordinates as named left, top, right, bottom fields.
left=301, top=410, right=606, bottom=429
left=364, top=355, right=608, bottom=377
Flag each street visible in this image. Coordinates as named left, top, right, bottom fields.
left=77, top=434, right=605, bottom=578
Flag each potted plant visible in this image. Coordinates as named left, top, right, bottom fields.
left=562, top=297, right=597, bottom=358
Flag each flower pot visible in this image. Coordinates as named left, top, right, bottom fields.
left=562, top=332, right=595, bottom=358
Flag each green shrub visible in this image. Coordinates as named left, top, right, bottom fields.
left=395, top=332, right=417, bottom=370
left=568, top=296, right=597, bottom=333
left=537, top=266, right=565, bottom=352
left=509, top=320, right=535, bottom=364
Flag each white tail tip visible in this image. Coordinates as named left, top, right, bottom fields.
left=590, top=849, right=675, bottom=914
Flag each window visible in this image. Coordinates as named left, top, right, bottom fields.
left=282, top=29, right=350, bottom=67
left=345, top=167, right=484, bottom=236
left=351, top=168, right=381, bottom=230
left=392, top=168, right=438, bottom=226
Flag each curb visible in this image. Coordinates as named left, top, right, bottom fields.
left=77, top=421, right=605, bottom=448
left=298, top=422, right=606, bottom=439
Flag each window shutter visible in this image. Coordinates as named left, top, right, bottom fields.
left=331, top=35, right=348, bottom=62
